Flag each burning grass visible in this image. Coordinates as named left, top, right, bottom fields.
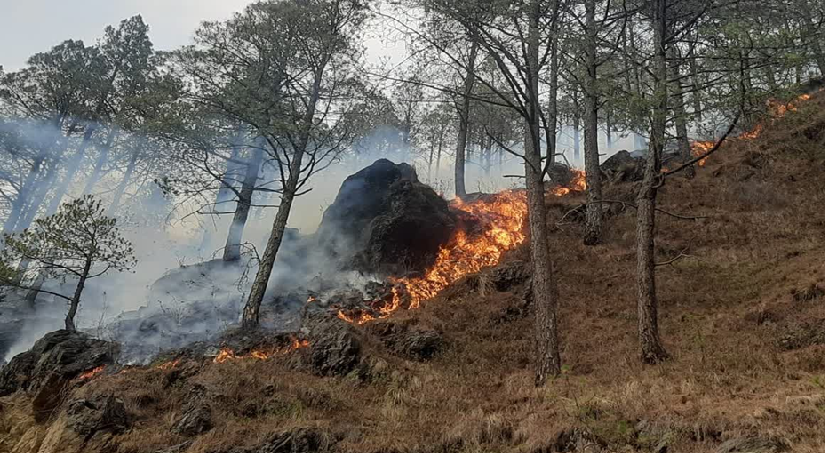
left=5, top=92, right=825, bottom=453
left=339, top=173, right=587, bottom=325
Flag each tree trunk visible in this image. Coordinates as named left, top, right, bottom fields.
left=427, top=140, right=436, bottom=182
left=436, top=128, right=445, bottom=180
left=108, top=147, right=140, bottom=215
left=764, top=67, right=778, bottom=91
left=2, top=154, right=45, bottom=235
left=83, top=128, right=118, bottom=194
left=18, top=148, right=64, bottom=231
left=669, top=51, right=692, bottom=161
left=242, top=61, right=325, bottom=328
left=545, top=29, right=560, bottom=167
left=223, top=147, right=263, bottom=262
left=454, top=42, right=479, bottom=199
left=242, top=152, right=302, bottom=327
left=46, top=126, right=95, bottom=216
left=689, top=43, right=703, bottom=124
left=526, top=0, right=561, bottom=386
left=583, top=0, right=603, bottom=246
left=606, top=117, right=613, bottom=150
left=637, top=0, right=669, bottom=365
left=66, top=256, right=93, bottom=332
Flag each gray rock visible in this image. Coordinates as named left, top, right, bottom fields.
left=303, top=313, right=361, bottom=377
left=0, top=330, right=117, bottom=421
left=172, top=385, right=212, bottom=436
left=221, top=428, right=337, bottom=453
left=601, top=150, right=645, bottom=183
left=552, top=427, right=605, bottom=452
left=67, top=395, right=131, bottom=439
left=367, top=322, right=444, bottom=361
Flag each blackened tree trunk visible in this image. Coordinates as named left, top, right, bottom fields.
left=583, top=0, right=603, bottom=246
left=455, top=42, right=479, bottom=199
left=637, top=0, right=669, bottom=365
left=223, top=147, right=263, bottom=262
left=526, top=0, right=561, bottom=386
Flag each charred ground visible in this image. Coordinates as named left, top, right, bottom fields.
left=2, top=92, right=825, bottom=453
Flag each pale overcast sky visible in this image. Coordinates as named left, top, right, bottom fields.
left=0, top=0, right=405, bottom=72
left=0, top=0, right=254, bottom=71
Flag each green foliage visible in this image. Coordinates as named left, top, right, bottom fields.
left=0, top=195, right=136, bottom=291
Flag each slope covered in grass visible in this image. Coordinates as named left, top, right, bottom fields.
left=2, top=91, right=825, bottom=453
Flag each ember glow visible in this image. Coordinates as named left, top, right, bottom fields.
left=691, top=141, right=714, bottom=167
left=156, top=359, right=181, bottom=371
left=690, top=91, right=818, bottom=166
left=338, top=173, right=587, bottom=325
left=77, top=365, right=106, bottom=380
left=213, top=338, right=309, bottom=364
left=549, top=170, right=587, bottom=197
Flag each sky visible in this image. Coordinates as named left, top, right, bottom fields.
left=0, top=0, right=406, bottom=72
left=0, top=0, right=254, bottom=71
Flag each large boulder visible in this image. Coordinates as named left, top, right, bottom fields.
left=0, top=330, right=117, bottom=420
left=601, top=150, right=645, bottom=183
left=316, top=159, right=457, bottom=277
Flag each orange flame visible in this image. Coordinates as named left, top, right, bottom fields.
left=689, top=91, right=818, bottom=166
left=691, top=140, right=714, bottom=167
left=156, top=359, right=181, bottom=371
left=213, top=337, right=309, bottom=364
left=77, top=365, right=105, bottom=380
left=338, top=172, right=587, bottom=324
left=549, top=170, right=587, bottom=197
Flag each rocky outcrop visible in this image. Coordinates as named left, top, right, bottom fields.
left=219, top=428, right=338, bottom=453
left=316, top=159, right=456, bottom=277
left=601, top=150, right=646, bottom=183
left=716, top=437, right=791, bottom=453
left=367, top=322, right=444, bottom=361
left=172, top=385, right=213, bottom=436
left=302, top=313, right=362, bottom=377
left=0, top=330, right=117, bottom=421
left=66, top=395, right=131, bottom=440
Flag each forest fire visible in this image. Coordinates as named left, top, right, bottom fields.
left=338, top=174, right=587, bottom=325
left=77, top=365, right=106, bottom=380
left=691, top=91, right=818, bottom=165
left=691, top=141, right=714, bottom=166
left=549, top=169, right=587, bottom=196
left=213, top=338, right=310, bottom=364
left=155, top=359, right=181, bottom=371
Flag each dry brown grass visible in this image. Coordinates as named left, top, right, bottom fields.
left=4, top=92, right=825, bottom=453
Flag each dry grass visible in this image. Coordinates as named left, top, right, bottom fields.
left=4, top=92, right=825, bottom=453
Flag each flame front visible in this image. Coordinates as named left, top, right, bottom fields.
left=339, top=173, right=587, bottom=324
left=549, top=170, right=587, bottom=197
left=213, top=337, right=309, bottom=364
left=691, top=91, right=818, bottom=165
left=78, top=365, right=105, bottom=380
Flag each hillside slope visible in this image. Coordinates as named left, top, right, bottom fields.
left=2, top=91, right=825, bottom=453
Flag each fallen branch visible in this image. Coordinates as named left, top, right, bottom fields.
left=661, top=109, right=741, bottom=179
left=655, top=248, right=692, bottom=267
